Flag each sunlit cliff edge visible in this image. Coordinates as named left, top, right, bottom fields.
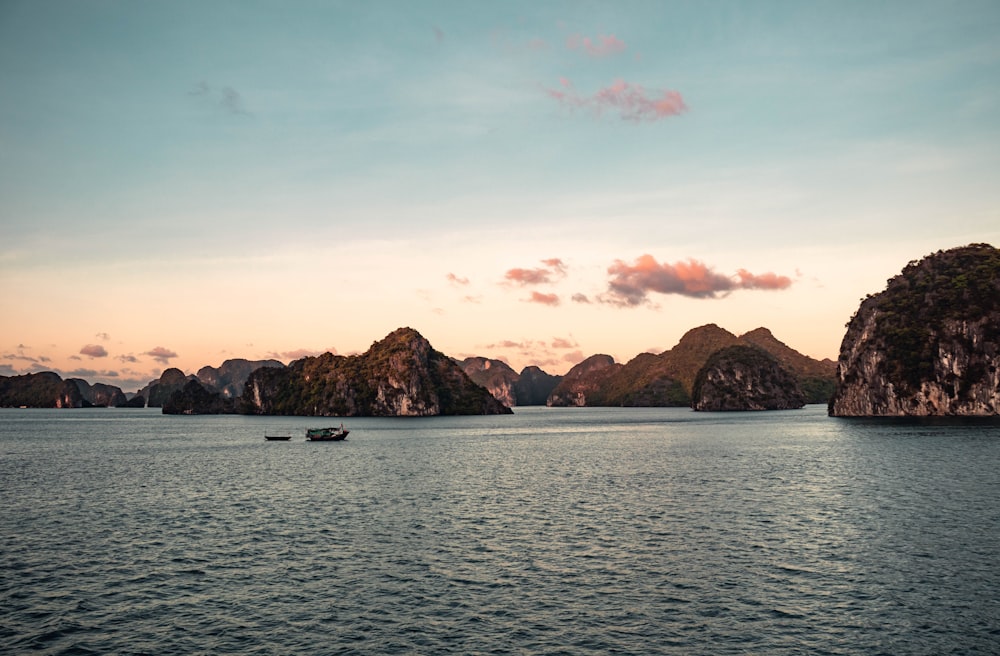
left=829, top=243, right=1000, bottom=417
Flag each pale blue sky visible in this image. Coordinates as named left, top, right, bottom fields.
left=2, top=1, right=999, bottom=390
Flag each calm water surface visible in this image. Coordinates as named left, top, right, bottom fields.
left=2, top=406, right=999, bottom=654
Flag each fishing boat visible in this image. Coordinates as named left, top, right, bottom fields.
left=306, top=424, right=349, bottom=441
left=264, top=435, right=292, bottom=441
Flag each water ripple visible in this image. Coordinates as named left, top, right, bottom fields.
left=2, top=407, right=999, bottom=653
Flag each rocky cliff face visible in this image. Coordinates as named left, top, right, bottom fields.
left=546, top=355, right=621, bottom=406
left=458, top=357, right=519, bottom=407
left=139, top=368, right=196, bottom=408
left=515, top=366, right=562, bottom=405
left=829, top=243, right=1000, bottom=416
left=692, top=345, right=806, bottom=411
left=70, top=379, right=128, bottom=407
left=458, top=358, right=562, bottom=406
left=196, top=359, right=285, bottom=398
left=163, top=380, right=237, bottom=415
left=242, top=327, right=511, bottom=416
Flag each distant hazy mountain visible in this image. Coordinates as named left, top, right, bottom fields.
left=457, top=358, right=562, bottom=406
left=546, top=354, right=621, bottom=407
left=547, top=324, right=835, bottom=407
left=196, top=358, right=285, bottom=398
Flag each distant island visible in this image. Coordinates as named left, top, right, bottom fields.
left=4, top=243, right=996, bottom=417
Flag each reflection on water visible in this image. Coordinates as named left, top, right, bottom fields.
left=1, top=405, right=998, bottom=654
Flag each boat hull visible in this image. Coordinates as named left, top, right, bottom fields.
left=306, top=427, right=349, bottom=441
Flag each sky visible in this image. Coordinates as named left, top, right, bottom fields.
left=2, top=0, right=999, bottom=393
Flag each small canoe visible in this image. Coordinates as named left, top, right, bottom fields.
left=265, top=435, right=292, bottom=441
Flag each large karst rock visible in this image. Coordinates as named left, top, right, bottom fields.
left=692, top=345, right=806, bottom=411
left=242, top=327, right=511, bottom=416
left=0, top=372, right=130, bottom=408
left=138, top=368, right=196, bottom=408
left=69, top=379, right=128, bottom=407
left=163, top=379, right=238, bottom=415
left=829, top=243, right=1000, bottom=416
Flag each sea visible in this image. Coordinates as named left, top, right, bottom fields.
left=2, top=405, right=999, bottom=655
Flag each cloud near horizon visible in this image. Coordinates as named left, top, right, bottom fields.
left=144, top=346, right=178, bottom=365
left=79, top=344, right=108, bottom=358
left=277, top=348, right=331, bottom=361
left=547, top=78, right=686, bottom=122
left=602, top=255, right=793, bottom=306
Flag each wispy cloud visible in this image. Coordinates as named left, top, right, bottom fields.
left=503, top=258, right=567, bottom=285
left=601, top=255, right=793, bottom=306
left=546, top=78, right=686, bottom=122
left=566, top=33, right=626, bottom=57
left=278, top=348, right=331, bottom=361
left=144, top=346, right=178, bottom=365
left=189, top=82, right=251, bottom=116
left=79, top=344, right=108, bottom=358
left=446, top=272, right=470, bottom=285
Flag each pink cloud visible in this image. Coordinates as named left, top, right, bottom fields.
left=280, top=348, right=329, bottom=361
left=505, top=268, right=552, bottom=285
left=602, top=255, right=794, bottom=305
left=528, top=291, right=560, bottom=306
left=541, top=257, right=567, bottom=274
left=447, top=272, right=470, bottom=285
left=503, top=258, right=568, bottom=285
left=567, top=33, right=626, bottom=57
left=79, top=344, right=108, bottom=358
left=551, top=337, right=577, bottom=349
left=571, top=293, right=591, bottom=303
left=735, top=269, right=794, bottom=290
left=144, top=346, right=178, bottom=364
left=547, top=78, right=686, bottom=123
left=483, top=339, right=531, bottom=349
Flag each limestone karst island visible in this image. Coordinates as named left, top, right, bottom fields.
left=2, top=244, right=997, bottom=418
